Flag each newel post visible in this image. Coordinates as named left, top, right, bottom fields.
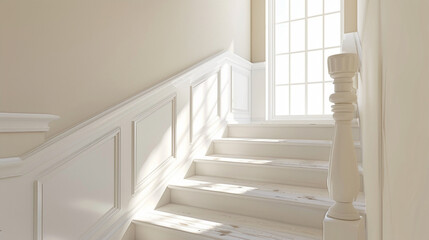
left=323, top=53, right=364, bottom=240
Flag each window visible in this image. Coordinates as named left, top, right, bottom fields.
left=268, top=0, right=342, bottom=118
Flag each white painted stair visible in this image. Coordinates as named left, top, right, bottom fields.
left=130, top=123, right=365, bottom=240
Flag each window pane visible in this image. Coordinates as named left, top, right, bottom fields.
left=325, top=0, right=340, bottom=13
left=307, top=50, right=323, bottom=82
left=307, top=16, right=323, bottom=50
left=290, top=20, right=305, bottom=52
left=275, top=86, right=289, bottom=115
left=308, top=0, right=323, bottom=17
left=324, top=13, right=341, bottom=47
left=324, top=47, right=340, bottom=81
left=290, top=84, right=305, bottom=115
left=324, top=82, right=334, bottom=114
left=276, top=0, right=289, bottom=23
left=275, top=55, right=289, bottom=84
left=276, top=23, right=289, bottom=54
left=290, top=0, right=305, bottom=20
left=272, top=0, right=342, bottom=117
left=308, top=83, right=323, bottom=114
left=290, top=52, right=305, bottom=83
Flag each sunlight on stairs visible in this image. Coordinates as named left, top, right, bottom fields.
left=128, top=123, right=365, bottom=240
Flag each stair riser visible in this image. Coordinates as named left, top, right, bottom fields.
left=196, top=161, right=328, bottom=189
left=135, top=222, right=215, bottom=240
left=170, top=187, right=328, bottom=229
left=195, top=162, right=365, bottom=191
left=213, top=142, right=362, bottom=161
left=228, top=126, right=360, bottom=141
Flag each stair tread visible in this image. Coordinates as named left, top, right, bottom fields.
left=213, top=137, right=361, bottom=147
left=169, top=175, right=366, bottom=212
left=196, top=154, right=329, bottom=170
left=229, top=123, right=334, bottom=128
left=196, top=155, right=364, bottom=172
left=134, top=204, right=323, bottom=240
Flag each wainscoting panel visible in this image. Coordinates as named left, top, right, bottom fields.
left=251, top=62, right=266, bottom=121
left=35, top=129, right=120, bottom=240
left=191, top=73, right=220, bottom=142
left=133, top=96, right=176, bottom=193
left=231, top=66, right=251, bottom=120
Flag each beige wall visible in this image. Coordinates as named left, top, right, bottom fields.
left=0, top=0, right=251, bottom=138
left=251, top=0, right=266, bottom=62
left=380, top=0, right=429, bottom=239
left=359, top=0, right=429, bottom=239
left=357, top=0, right=382, bottom=239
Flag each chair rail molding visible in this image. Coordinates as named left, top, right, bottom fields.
left=0, top=113, right=59, bottom=132
left=0, top=113, right=59, bottom=163
left=323, top=53, right=365, bottom=240
left=0, top=50, right=253, bottom=240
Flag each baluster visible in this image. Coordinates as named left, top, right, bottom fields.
left=323, top=53, right=364, bottom=240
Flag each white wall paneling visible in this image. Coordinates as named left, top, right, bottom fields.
left=251, top=62, right=266, bottom=121
left=34, top=128, right=121, bottom=240
left=0, top=50, right=253, bottom=240
left=132, top=95, right=176, bottom=194
left=190, top=70, right=221, bottom=143
left=230, top=65, right=252, bottom=121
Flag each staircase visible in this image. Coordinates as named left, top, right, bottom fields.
left=130, top=123, right=366, bottom=240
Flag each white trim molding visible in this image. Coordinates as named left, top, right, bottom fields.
left=0, top=113, right=59, bottom=132
left=252, top=62, right=266, bottom=71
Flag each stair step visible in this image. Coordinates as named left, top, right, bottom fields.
left=212, top=138, right=361, bottom=161
left=133, top=204, right=322, bottom=240
left=168, top=176, right=365, bottom=229
left=195, top=155, right=364, bottom=190
left=227, top=123, right=360, bottom=141
left=195, top=155, right=330, bottom=189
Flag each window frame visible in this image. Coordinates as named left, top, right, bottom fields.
left=266, top=0, right=345, bottom=120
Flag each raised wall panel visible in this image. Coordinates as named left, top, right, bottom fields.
left=133, top=96, right=176, bottom=193
left=251, top=63, right=266, bottom=121
left=191, top=73, right=220, bottom=142
left=232, top=66, right=251, bottom=114
left=35, top=129, right=120, bottom=240
left=220, top=63, right=232, bottom=119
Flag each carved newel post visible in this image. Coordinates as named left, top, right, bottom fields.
left=323, top=53, right=364, bottom=240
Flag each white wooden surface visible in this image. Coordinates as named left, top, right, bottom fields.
left=324, top=53, right=364, bottom=240
left=0, top=51, right=253, bottom=240
left=132, top=122, right=366, bottom=240
left=251, top=62, right=266, bottom=122
left=211, top=138, right=361, bottom=161
left=133, top=97, right=175, bottom=194
left=35, top=129, right=120, bottom=240
left=229, top=65, right=252, bottom=121
left=0, top=113, right=59, bottom=132
left=134, top=204, right=323, bottom=240
left=228, top=123, right=360, bottom=140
